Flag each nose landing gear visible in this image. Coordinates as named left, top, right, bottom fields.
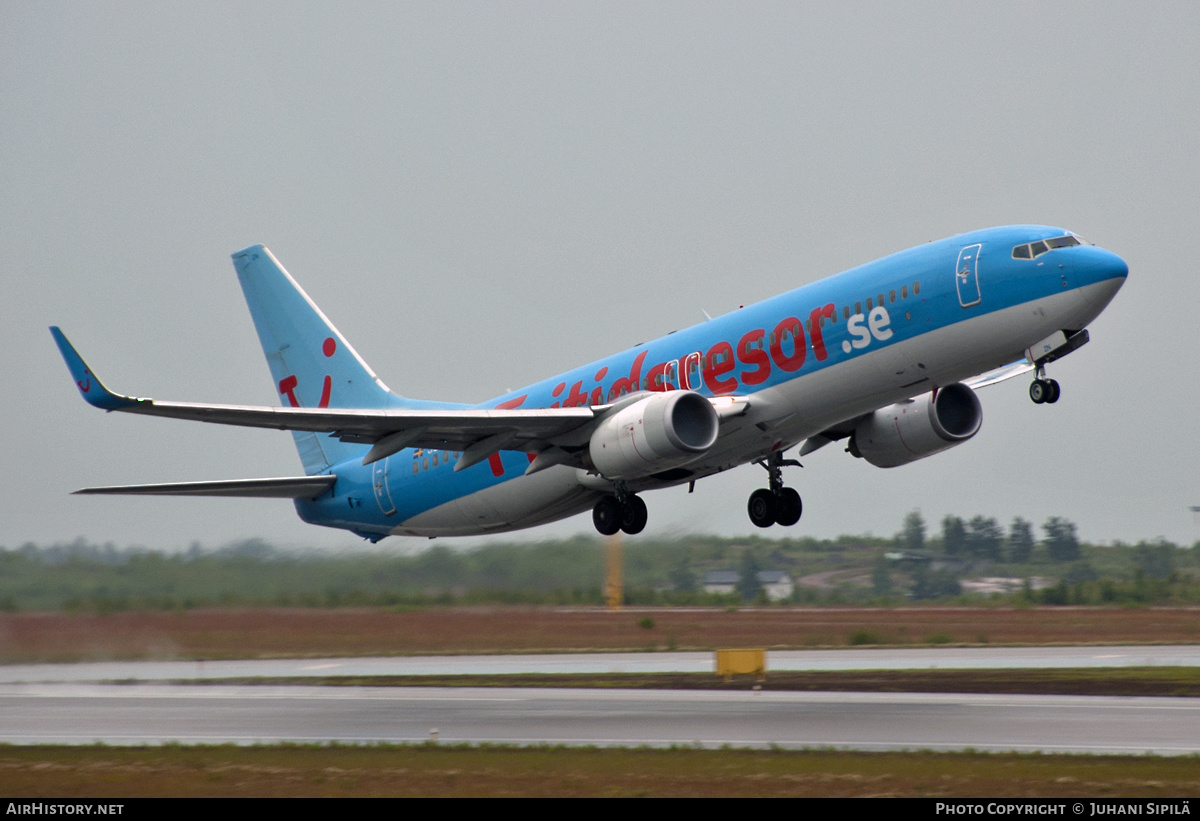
left=747, top=451, right=803, bottom=528
left=1029, top=365, right=1061, bottom=404
left=1026, top=329, right=1090, bottom=405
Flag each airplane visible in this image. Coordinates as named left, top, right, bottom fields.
left=51, top=225, right=1127, bottom=541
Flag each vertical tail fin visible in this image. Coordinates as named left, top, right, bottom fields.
left=232, top=244, right=396, bottom=474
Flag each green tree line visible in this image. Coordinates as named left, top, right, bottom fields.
left=1, top=513, right=1197, bottom=611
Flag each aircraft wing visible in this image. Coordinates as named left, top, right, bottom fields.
left=51, top=327, right=600, bottom=469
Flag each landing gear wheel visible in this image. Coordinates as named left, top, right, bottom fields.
left=1030, top=374, right=1062, bottom=405
left=592, top=497, right=621, bottom=536
left=620, top=495, right=648, bottom=535
left=774, top=487, right=803, bottom=526
left=748, top=488, right=777, bottom=528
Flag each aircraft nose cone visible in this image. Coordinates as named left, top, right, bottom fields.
left=1074, top=246, right=1127, bottom=309
left=1077, top=246, right=1129, bottom=284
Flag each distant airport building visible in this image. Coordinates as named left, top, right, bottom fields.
left=703, top=570, right=741, bottom=596
left=702, top=570, right=794, bottom=601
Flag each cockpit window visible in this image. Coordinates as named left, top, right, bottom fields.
left=1045, top=235, right=1080, bottom=249
left=1012, top=234, right=1082, bottom=259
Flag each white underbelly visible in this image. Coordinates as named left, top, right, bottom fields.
left=393, top=465, right=596, bottom=537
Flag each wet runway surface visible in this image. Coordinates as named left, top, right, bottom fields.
left=3, top=684, right=1199, bottom=754
left=4, top=647, right=1198, bottom=752
left=3, top=645, right=1198, bottom=683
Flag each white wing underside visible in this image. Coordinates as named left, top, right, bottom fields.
left=961, top=359, right=1035, bottom=390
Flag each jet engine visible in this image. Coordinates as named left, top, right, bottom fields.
left=848, top=382, right=982, bottom=468
left=589, top=391, right=719, bottom=479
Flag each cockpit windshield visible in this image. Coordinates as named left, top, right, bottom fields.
left=1046, top=235, right=1081, bottom=249
left=1012, top=234, right=1081, bottom=259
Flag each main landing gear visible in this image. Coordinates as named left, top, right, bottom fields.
left=747, top=452, right=803, bottom=528
left=592, top=489, right=648, bottom=536
left=1029, top=365, right=1061, bottom=405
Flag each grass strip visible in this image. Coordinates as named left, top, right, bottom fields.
left=6, top=606, right=1200, bottom=664
left=2, top=743, right=1200, bottom=797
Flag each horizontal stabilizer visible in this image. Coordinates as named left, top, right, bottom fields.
left=73, top=476, right=336, bottom=499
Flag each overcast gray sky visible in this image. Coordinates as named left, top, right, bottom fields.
left=4, top=2, right=1198, bottom=551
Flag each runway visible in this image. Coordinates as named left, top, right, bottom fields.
left=3, top=684, right=1199, bottom=754
left=1, top=646, right=1199, bottom=752
left=3, top=644, right=1198, bottom=684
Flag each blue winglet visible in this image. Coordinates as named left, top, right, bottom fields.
left=49, top=327, right=137, bottom=411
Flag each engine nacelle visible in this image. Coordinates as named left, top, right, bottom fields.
left=848, top=382, right=982, bottom=468
left=589, top=391, right=719, bottom=479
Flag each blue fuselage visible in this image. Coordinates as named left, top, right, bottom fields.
left=297, top=225, right=1127, bottom=539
